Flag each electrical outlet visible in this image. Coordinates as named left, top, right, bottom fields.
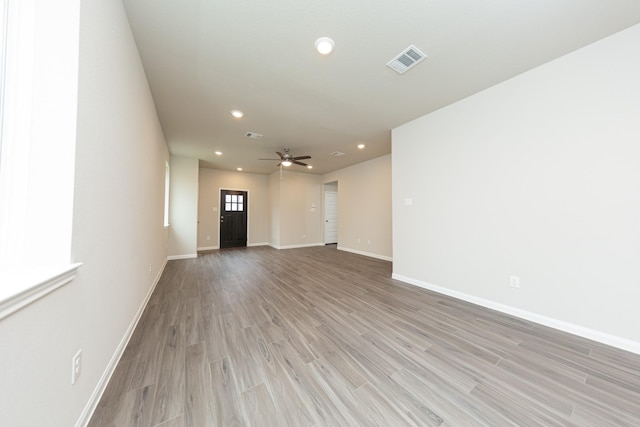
left=206, top=235, right=211, bottom=241
left=367, top=240, right=371, bottom=245
left=509, top=275, right=520, bottom=288
left=71, top=350, right=82, bottom=384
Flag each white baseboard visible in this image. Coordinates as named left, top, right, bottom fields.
left=197, top=245, right=219, bottom=251
left=269, top=243, right=324, bottom=250
left=338, top=246, right=393, bottom=262
left=392, top=273, right=640, bottom=356
left=75, top=259, right=167, bottom=427
left=197, top=243, right=267, bottom=251
left=167, top=253, right=197, bottom=260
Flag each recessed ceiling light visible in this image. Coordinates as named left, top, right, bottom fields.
left=230, top=110, right=244, bottom=118
left=315, top=37, right=335, bottom=55
left=237, top=167, right=243, bottom=171
left=215, top=151, right=222, bottom=156
left=357, top=144, right=365, bottom=149
left=307, top=165, right=313, bottom=169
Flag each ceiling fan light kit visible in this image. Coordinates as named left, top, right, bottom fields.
left=259, top=148, right=312, bottom=168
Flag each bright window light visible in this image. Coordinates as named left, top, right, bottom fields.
left=163, top=161, right=170, bottom=227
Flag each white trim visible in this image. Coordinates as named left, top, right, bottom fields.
left=337, top=246, right=392, bottom=262
left=269, top=243, right=324, bottom=250
left=197, top=243, right=267, bottom=251
left=75, top=259, right=167, bottom=427
left=197, top=245, right=219, bottom=251
left=167, top=253, right=197, bottom=260
left=0, top=263, right=82, bottom=320
left=392, top=273, right=640, bottom=356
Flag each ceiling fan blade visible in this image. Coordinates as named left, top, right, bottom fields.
left=275, top=151, right=284, bottom=159
left=293, top=160, right=308, bottom=166
left=292, top=155, right=311, bottom=160
left=276, top=162, right=282, bottom=167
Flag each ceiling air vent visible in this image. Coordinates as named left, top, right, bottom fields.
left=246, top=132, right=263, bottom=140
left=386, top=45, right=427, bottom=74
left=330, top=151, right=346, bottom=157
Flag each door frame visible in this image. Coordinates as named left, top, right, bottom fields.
left=218, top=187, right=250, bottom=248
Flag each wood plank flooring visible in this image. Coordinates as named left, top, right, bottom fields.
left=88, top=246, right=640, bottom=426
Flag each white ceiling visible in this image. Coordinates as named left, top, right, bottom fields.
left=122, top=0, right=640, bottom=175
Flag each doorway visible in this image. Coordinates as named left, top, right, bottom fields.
left=324, top=182, right=338, bottom=244
left=220, top=189, right=248, bottom=248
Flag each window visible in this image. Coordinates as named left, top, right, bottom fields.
left=225, top=194, right=244, bottom=212
left=0, top=0, right=81, bottom=319
left=164, top=161, right=170, bottom=226
left=0, top=0, right=7, bottom=140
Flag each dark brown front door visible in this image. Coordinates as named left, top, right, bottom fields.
left=220, top=190, right=247, bottom=248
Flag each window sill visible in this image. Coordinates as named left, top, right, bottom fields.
left=0, top=263, right=82, bottom=320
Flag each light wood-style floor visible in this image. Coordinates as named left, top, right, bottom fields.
left=89, top=246, right=640, bottom=426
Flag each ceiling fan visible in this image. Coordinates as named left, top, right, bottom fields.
left=259, top=148, right=311, bottom=167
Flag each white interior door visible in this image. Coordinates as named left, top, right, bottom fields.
left=324, top=190, right=338, bottom=244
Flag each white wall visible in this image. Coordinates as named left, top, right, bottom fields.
left=393, top=24, right=640, bottom=352
left=269, top=172, right=281, bottom=247
left=0, top=0, right=170, bottom=425
left=269, top=170, right=323, bottom=248
left=168, top=156, right=199, bottom=259
left=196, top=158, right=393, bottom=258
left=198, top=167, right=270, bottom=249
left=324, top=155, right=392, bottom=261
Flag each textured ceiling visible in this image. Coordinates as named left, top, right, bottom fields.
left=122, top=0, right=640, bottom=175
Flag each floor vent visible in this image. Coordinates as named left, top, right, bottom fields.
left=386, top=45, right=427, bottom=74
